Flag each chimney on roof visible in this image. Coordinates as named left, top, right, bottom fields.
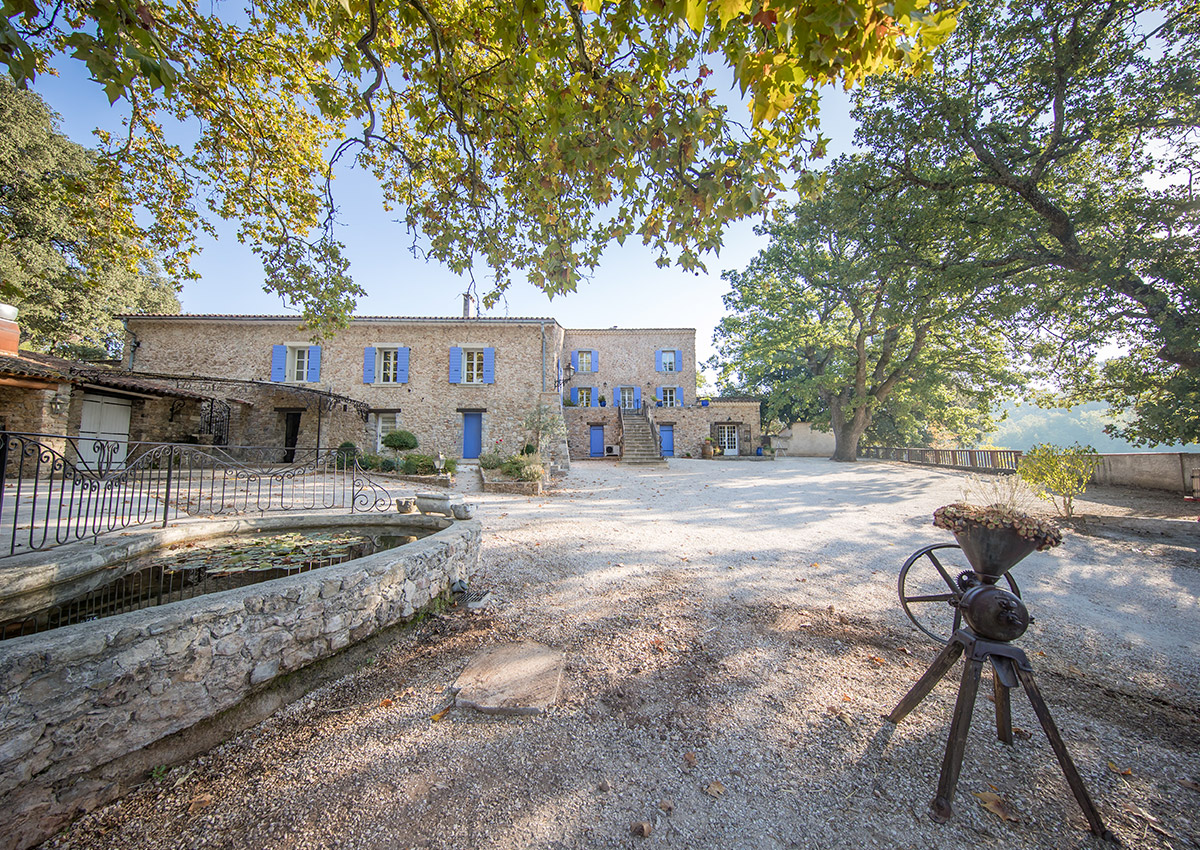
left=0, top=303, right=18, bottom=355
left=462, top=293, right=476, bottom=319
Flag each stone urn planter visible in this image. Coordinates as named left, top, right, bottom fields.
left=396, top=498, right=418, bottom=514
left=701, top=441, right=714, bottom=459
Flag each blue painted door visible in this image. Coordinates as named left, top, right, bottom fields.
left=589, top=425, right=604, bottom=458
left=463, top=413, right=483, bottom=459
left=660, top=425, right=674, bottom=457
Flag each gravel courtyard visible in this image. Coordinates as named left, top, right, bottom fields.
left=46, top=458, right=1200, bottom=850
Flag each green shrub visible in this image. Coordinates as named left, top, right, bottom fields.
left=381, top=429, right=418, bottom=452
left=479, top=451, right=504, bottom=469
left=401, top=454, right=458, bottom=475
left=359, top=453, right=383, bottom=471
left=521, top=443, right=537, bottom=455
left=500, top=452, right=544, bottom=481
left=335, top=441, right=358, bottom=469
left=379, top=458, right=397, bottom=473
left=1018, top=443, right=1102, bottom=518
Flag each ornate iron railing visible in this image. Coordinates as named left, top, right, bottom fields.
left=858, top=445, right=1023, bottom=473
left=0, top=432, right=394, bottom=558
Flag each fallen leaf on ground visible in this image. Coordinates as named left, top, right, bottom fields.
left=172, top=770, right=194, bottom=787
left=841, top=693, right=851, bottom=701
left=897, top=647, right=912, bottom=655
left=868, top=656, right=885, bottom=666
left=1068, top=664, right=1084, bottom=676
left=187, top=793, right=213, bottom=815
left=659, top=799, right=674, bottom=813
left=973, top=791, right=1019, bottom=822
left=810, top=562, right=820, bottom=568
left=430, top=706, right=452, bottom=722
left=1013, top=727, right=1032, bottom=740
left=683, top=752, right=697, bottom=768
left=1107, top=761, right=1132, bottom=776
left=1122, top=803, right=1175, bottom=838
left=1177, top=778, right=1200, bottom=792
left=631, top=821, right=652, bottom=837
left=705, top=780, right=726, bottom=798
left=379, top=698, right=393, bottom=708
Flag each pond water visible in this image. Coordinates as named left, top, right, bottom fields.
left=0, top=527, right=431, bottom=641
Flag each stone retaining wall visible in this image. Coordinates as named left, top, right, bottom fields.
left=0, top=513, right=480, bottom=850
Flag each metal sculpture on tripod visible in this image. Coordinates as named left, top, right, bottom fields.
left=888, top=513, right=1117, bottom=842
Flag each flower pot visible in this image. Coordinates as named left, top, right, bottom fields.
left=701, top=442, right=714, bottom=459
left=952, top=521, right=1039, bottom=579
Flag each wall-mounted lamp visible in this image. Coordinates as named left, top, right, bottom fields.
left=48, top=393, right=69, bottom=415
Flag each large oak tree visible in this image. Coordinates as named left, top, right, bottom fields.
left=711, top=159, right=1019, bottom=460
left=0, top=0, right=958, bottom=332
left=851, top=0, right=1200, bottom=445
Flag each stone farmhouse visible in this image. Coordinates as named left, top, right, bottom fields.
left=118, top=313, right=761, bottom=463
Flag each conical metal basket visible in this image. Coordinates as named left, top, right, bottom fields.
left=952, top=521, right=1038, bottom=580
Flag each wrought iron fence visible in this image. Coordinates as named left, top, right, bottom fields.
left=858, top=446, right=1023, bottom=473
left=0, top=432, right=394, bottom=558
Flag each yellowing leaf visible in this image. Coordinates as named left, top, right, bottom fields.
left=431, top=706, right=451, bottom=722
left=715, top=0, right=749, bottom=28
left=1107, top=761, right=1132, bottom=776
left=705, top=780, right=726, bottom=797
left=973, top=791, right=1019, bottom=822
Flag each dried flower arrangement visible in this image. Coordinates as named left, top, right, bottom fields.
left=933, top=503, right=1063, bottom=551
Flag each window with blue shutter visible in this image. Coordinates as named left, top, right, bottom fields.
left=571, top=350, right=579, bottom=372
left=613, top=387, right=620, bottom=407
left=482, top=347, right=495, bottom=384
left=677, top=385, right=684, bottom=405
left=655, top=349, right=663, bottom=372
left=591, top=386, right=599, bottom=407
left=270, top=345, right=287, bottom=382
left=570, top=387, right=578, bottom=405
left=306, top=346, right=321, bottom=382
left=675, top=349, right=683, bottom=372
left=592, top=350, right=599, bottom=371
left=633, top=387, right=641, bottom=408
left=363, top=347, right=376, bottom=384
left=655, top=387, right=663, bottom=402
left=396, top=347, right=410, bottom=383
left=448, top=347, right=462, bottom=383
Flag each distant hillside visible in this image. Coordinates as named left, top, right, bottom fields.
left=985, top=402, right=1198, bottom=453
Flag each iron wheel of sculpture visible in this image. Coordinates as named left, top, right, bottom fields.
left=898, top=543, right=1021, bottom=643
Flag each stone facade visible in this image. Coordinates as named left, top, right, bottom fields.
left=561, top=328, right=696, bottom=410
left=120, top=315, right=757, bottom=463
left=650, top=399, right=761, bottom=457
left=0, top=513, right=480, bottom=850
left=124, top=316, right=568, bottom=462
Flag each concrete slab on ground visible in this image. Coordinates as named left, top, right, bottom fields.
left=454, top=640, right=564, bottom=715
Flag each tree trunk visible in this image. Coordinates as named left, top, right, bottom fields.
left=829, top=398, right=870, bottom=462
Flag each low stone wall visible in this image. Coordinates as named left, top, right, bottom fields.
left=0, top=513, right=480, bottom=850
left=479, top=467, right=542, bottom=495
left=1091, top=452, right=1200, bottom=495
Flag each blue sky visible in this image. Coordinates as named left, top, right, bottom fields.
left=32, top=66, right=859, bottom=373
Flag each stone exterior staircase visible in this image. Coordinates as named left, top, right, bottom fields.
left=619, top=409, right=668, bottom=467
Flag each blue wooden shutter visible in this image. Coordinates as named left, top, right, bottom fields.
left=592, top=350, right=599, bottom=372
left=655, top=387, right=663, bottom=401
left=270, top=345, right=287, bottom=382
left=363, top=346, right=376, bottom=383
left=307, top=346, right=322, bottom=382
left=676, top=349, right=683, bottom=372
left=655, top=350, right=663, bottom=372
left=677, top=385, right=684, bottom=405
left=613, top=387, right=620, bottom=406
left=448, top=346, right=462, bottom=383
left=591, top=386, right=599, bottom=407
left=571, top=350, right=579, bottom=371
left=483, top=347, right=495, bottom=383
left=634, top=387, right=642, bottom=408
left=397, top=347, right=410, bottom=383
left=570, top=387, right=578, bottom=404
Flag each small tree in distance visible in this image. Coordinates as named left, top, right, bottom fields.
left=381, top=430, right=418, bottom=459
left=1018, top=443, right=1102, bottom=518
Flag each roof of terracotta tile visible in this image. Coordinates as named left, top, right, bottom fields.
left=0, top=352, right=68, bottom=381
left=118, top=313, right=560, bottom=323
left=72, top=370, right=210, bottom=400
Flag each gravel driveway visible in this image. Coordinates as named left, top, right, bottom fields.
left=46, top=458, right=1200, bottom=850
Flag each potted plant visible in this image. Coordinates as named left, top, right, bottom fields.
left=701, top=438, right=714, bottom=459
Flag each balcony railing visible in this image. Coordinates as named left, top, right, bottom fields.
left=858, top=445, right=1022, bottom=473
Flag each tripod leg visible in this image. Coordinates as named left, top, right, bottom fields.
left=932, top=656, right=985, bottom=822
left=887, top=639, right=965, bottom=724
left=1015, top=666, right=1117, bottom=843
left=992, top=658, right=1015, bottom=745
